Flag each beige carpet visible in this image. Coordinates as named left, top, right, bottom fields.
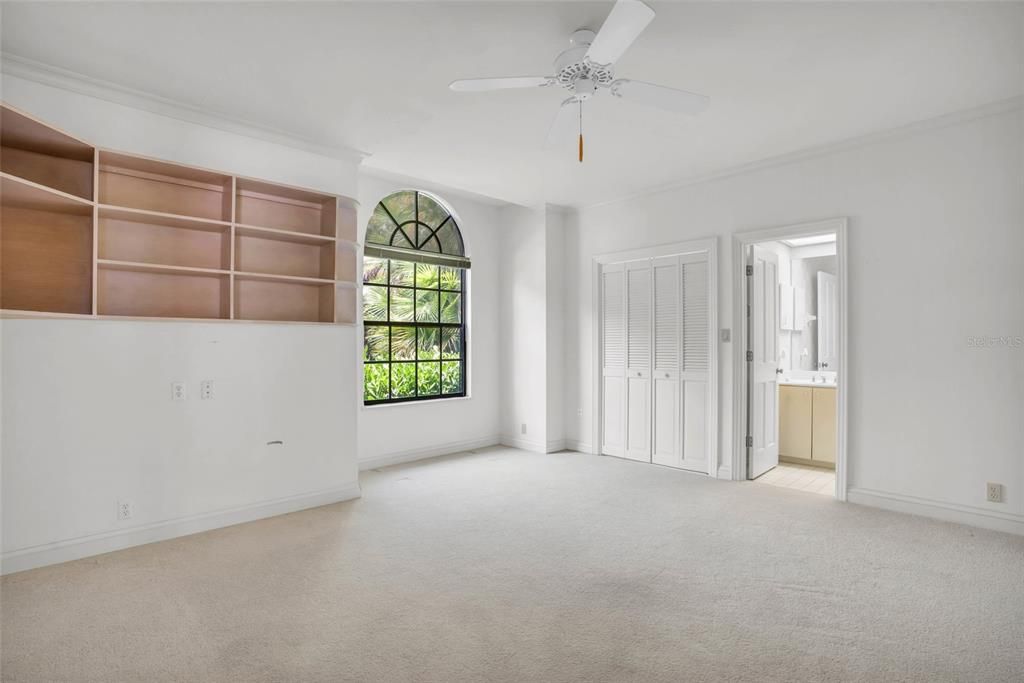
left=3, top=447, right=1023, bottom=682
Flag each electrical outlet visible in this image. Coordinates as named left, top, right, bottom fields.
left=577, top=408, right=583, bottom=417
left=200, top=380, right=214, bottom=400
left=171, top=382, right=186, bottom=401
left=520, top=423, right=527, bottom=435
left=986, top=482, right=1004, bottom=503
left=720, top=328, right=731, bottom=343
left=117, top=499, right=134, bottom=521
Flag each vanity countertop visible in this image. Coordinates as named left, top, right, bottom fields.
left=780, top=378, right=837, bottom=388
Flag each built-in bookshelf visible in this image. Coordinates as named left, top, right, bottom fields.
left=1, top=103, right=358, bottom=324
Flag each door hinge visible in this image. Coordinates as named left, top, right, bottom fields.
left=745, top=265, right=753, bottom=276
left=746, top=350, right=753, bottom=362
left=745, top=436, right=753, bottom=448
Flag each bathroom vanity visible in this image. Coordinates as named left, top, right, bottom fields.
left=779, top=379, right=836, bottom=467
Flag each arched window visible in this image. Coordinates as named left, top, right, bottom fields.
left=362, top=190, right=469, bottom=404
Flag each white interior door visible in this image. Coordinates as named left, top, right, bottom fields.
left=679, top=255, right=710, bottom=473
left=600, top=264, right=625, bottom=456
left=817, top=271, right=838, bottom=371
left=624, top=261, right=652, bottom=462
left=749, top=245, right=780, bottom=479
left=651, top=257, right=680, bottom=467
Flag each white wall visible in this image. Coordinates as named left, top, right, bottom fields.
left=565, top=106, right=1024, bottom=530
left=545, top=207, right=566, bottom=451
left=356, top=174, right=502, bottom=468
left=1, top=74, right=361, bottom=573
left=498, top=205, right=549, bottom=451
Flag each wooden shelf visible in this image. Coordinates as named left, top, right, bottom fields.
left=98, top=206, right=230, bottom=271
left=234, top=271, right=334, bottom=285
left=2, top=103, right=358, bottom=324
left=98, top=259, right=230, bottom=277
left=234, top=223, right=334, bottom=245
left=1, top=199, right=93, bottom=314
left=1, top=173, right=93, bottom=215
left=97, top=261, right=229, bottom=319
left=1, top=105, right=94, bottom=200
left=335, top=286, right=357, bottom=324
left=235, top=177, right=336, bottom=237
left=234, top=231, right=336, bottom=281
left=337, top=199, right=358, bottom=243
left=99, top=151, right=232, bottom=222
left=98, top=205, right=230, bottom=230
left=234, top=278, right=335, bottom=323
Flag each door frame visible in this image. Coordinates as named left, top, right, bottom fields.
left=731, top=218, right=849, bottom=499
left=591, top=237, right=719, bottom=476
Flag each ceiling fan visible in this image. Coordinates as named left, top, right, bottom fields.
left=449, top=0, right=709, bottom=162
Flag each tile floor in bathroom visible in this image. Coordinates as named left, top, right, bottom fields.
left=755, top=462, right=836, bottom=496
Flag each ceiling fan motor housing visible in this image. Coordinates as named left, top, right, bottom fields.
left=553, top=29, right=615, bottom=93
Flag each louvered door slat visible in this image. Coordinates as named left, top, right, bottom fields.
left=682, top=260, right=709, bottom=373
left=600, top=265, right=625, bottom=456
left=602, top=270, right=624, bottom=369
left=653, top=261, right=679, bottom=371
left=627, top=266, right=651, bottom=369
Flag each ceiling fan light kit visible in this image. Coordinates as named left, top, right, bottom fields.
left=448, top=0, right=710, bottom=162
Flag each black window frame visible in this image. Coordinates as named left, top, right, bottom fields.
left=362, top=191, right=468, bottom=406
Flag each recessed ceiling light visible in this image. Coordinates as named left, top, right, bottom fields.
left=781, top=234, right=836, bottom=247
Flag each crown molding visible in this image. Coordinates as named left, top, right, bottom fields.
left=581, top=94, right=1024, bottom=211
left=0, top=52, right=369, bottom=163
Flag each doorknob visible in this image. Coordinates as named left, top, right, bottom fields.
left=775, top=368, right=783, bottom=375
left=664, top=373, right=670, bottom=378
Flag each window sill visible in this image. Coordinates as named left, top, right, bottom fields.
left=361, top=395, right=472, bottom=410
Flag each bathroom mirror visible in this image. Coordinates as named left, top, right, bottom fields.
left=786, top=258, right=838, bottom=373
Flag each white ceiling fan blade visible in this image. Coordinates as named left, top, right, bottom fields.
left=585, top=0, right=655, bottom=66
left=610, top=79, right=710, bottom=115
left=546, top=98, right=579, bottom=146
left=449, top=77, right=551, bottom=92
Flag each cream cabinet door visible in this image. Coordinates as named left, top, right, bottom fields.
left=779, top=385, right=812, bottom=460
left=811, top=387, right=836, bottom=463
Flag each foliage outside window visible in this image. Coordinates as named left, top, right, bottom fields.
left=363, top=191, right=468, bottom=404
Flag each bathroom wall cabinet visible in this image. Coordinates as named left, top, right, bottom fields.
left=1, top=103, right=359, bottom=324
left=779, top=384, right=836, bottom=466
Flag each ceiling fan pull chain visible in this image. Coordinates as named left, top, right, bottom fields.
left=578, top=101, right=584, bottom=163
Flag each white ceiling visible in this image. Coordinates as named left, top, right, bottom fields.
left=3, top=2, right=1022, bottom=207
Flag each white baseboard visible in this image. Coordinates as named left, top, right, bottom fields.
left=716, top=466, right=733, bottom=480
left=359, top=436, right=500, bottom=471
left=546, top=438, right=566, bottom=453
left=564, top=440, right=595, bottom=454
left=848, top=487, right=1024, bottom=536
left=499, top=435, right=548, bottom=453
left=1, top=484, right=362, bottom=575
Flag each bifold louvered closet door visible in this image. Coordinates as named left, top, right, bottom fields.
left=601, top=252, right=711, bottom=473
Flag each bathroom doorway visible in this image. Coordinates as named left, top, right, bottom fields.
left=731, top=219, right=848, bottom=500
